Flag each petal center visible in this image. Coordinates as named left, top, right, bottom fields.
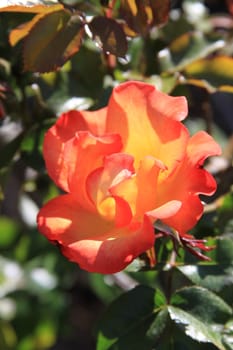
left=98, top=197, right=116, bottom=221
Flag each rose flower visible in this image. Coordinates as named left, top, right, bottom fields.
left=37, top=81, right=221, bottom=274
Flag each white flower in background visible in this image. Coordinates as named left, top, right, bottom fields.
left=0, top=298, right=16, bottom=320
left=183, top=1, right=207, bottom=24
left=18, top=194, right=39, bottom=228
left=0, top=257, right=25, bottom=298
left=29, top=268, right=57, bottom=290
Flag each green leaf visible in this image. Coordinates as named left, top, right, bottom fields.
left=223, top=319, right=233, bottom=350
left=168, top=305, right=227, bottom=350
left=88, top=16, right=127, bottom=57
left=158, top=32, right=224, bottom=73
left=0, top=132, right=24, bottom=169
left=67, top=45, right=106, bottom=99
left=96, top=285, right=167, bottom=350
left=0, top=216, right=20, bottom=248
left=88, top=273, right=122, bottom=304
left=171, top=286, right=232, bottom=324
left=177, top=264, right=233, bottom=294
left=146, top=308, right=169, bottom=344
left=0, top=320, right=17, bottom=349
left=216, top=234, right=233, bottom=264
left=184, top=56, right=233, bottom=93
left=23, top=9, right=84, bottom=72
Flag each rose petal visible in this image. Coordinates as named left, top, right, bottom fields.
left=86, top=153, right=134, bottom=225
left=163, top=194, right=204, bottom=233
left=187, top=131, right=222, bottom=166
left=61, top=215, right=155, bottom=274
left=37, top=194, right=155, bottom=274
left=106, top=81, right=189, bottom=171
left=147, top=200, right=182, bottom=220
left=86, top=153, right=135, bottom=205
left=38, top=81, right=222, bottom=273
left=64, top=132, right=123, bottom=209
left=43, top=108, right=107, bottom=192
left=154, top=130, right=221, bottom=231
left=37, top=194, right=112, bottom=242
left=111, top=156, right=167, bottom=218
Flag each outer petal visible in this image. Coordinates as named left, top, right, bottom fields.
left=158, top=131, right=222, bottom=200
left=37, top=195, right=155, bottom=274
left=185, top=131, right=222, bottom=195
left=187, top=130, right=222, bottom=166
left=43, top=108, right=107, bottom=192
left=106, top=81, right=189, bottom=171
left=162, top=194, right=204, bottom=234
left=61, top=215, right=155, bottom=274
left=156, top=131, right=221, bottom=233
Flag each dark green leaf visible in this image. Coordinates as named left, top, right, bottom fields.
left=168, top=305, right=227, bottom=350
left=177, top=264, right=233, bottom=294
left=146, top=308, right=169, bottom=344
left=216, top=234, right=233, bottom=264
left=0, top=132, right=24, bottom=169
left=67, top=46, right=106, bottom=99
left=171, top=286, right=232, bottom=324
left=96, top=285, right=167, bottom=350
left=88, top=273, right=122, bottom=304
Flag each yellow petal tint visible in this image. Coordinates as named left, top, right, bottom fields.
left=111, top=156, right=182, bottom=223
left=37, top=81, right=221, bottom=273
left=155, top=130, right=221, bottom=233
left=106, top=81, right=189, bottom=170
left=111, top=156, right=166, bottom=218
left=86, top=153, right=134, bottom=225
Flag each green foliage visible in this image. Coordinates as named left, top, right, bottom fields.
left=96, top=286, right=166, bottom=350
left=96, top=284, right=232, bottom=350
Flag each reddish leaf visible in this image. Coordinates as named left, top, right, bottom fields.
left=0, top=3, right=64, bottom=13
left=149, top=0, right=170, bottom=26
left=23, top=10, right=84, bottom=72
left=7, top=4, right=65, bottom=46
left=226, top=0, right=233, bottom=16
left=88, top=16, right=127, bottom=57
left=0, top=101, right=6, bottom=119
left=119, top=0, right=170, bottom=36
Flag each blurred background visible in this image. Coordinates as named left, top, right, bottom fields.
left=0, top=0, right=233, bottom=349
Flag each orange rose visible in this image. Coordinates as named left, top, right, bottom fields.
left=37, top=81, right=221, bottom=273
